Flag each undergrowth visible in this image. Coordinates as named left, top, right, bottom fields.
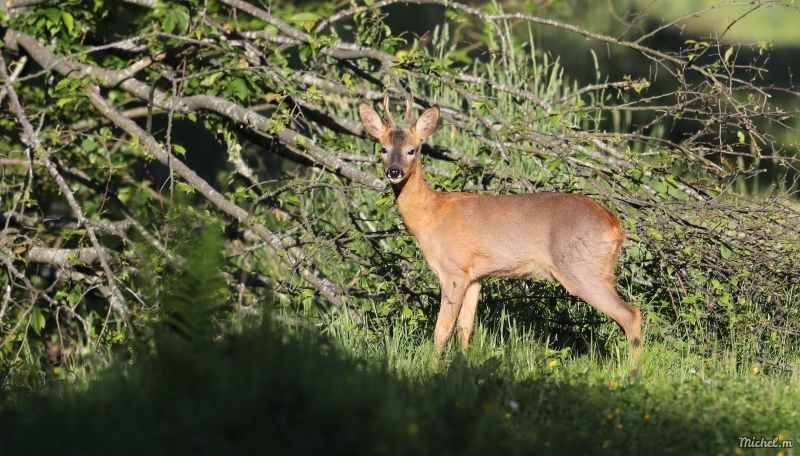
left=1, top=310, right=797, bottom=455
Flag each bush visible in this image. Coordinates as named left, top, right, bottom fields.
left=0, top=0, right=798, bottom=387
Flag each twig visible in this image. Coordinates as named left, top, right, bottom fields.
left=0, top=55, right=26, bottom=103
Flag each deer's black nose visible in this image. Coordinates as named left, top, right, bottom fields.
left=386, top=167, right=403, bottom=180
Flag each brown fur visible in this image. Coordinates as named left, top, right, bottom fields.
left=359, top=100, right=641, bottom=363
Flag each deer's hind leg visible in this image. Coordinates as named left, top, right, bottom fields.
left=550, top=241, right=641, bottom=363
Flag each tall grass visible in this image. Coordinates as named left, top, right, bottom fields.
left=3, top=306, right=797, bottom=455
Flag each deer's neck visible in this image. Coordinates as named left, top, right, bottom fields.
left=392, top=160, right=440, bottom=240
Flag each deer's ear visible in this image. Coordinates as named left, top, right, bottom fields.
left=411, top=106, right=439, bottom=139
left=359, top=103, right=388, bottom=138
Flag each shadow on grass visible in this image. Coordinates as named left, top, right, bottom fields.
left=0, top=320, right=792, bottom=456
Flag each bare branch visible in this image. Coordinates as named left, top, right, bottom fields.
left=0, top=55, right=26, bottom=103
left=5, top=0, right=48, bottom=8
left=26, top=247, right=118, bottom=270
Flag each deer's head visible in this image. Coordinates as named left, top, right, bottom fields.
left=358, top=94, right=439, bottom=185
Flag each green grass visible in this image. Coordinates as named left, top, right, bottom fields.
left=1, top=314, right=797, bottom=455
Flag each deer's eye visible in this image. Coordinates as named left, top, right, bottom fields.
left=406, top=148, right=415, bottom=156
left=380, top=146, right=388, bottom=154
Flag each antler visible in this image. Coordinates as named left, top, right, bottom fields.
left=382, top=93, right=396, bottom=128
left=402, top=90, right=414, bottom=128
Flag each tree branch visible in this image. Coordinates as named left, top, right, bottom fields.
left=0, top=53, right=131, bottom=322
left=82, top=84, right=351, bottom=309
left=3, top=29, right=386, bottom=191
left=26, top=247, right=118, bottom=270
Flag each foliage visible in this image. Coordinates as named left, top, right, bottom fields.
left=0, top=0, right=799, bottom=391
left=141, top=217, right=230, bottom=353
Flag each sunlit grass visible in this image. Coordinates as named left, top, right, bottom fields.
left=1, top=313, right=798, bottom=455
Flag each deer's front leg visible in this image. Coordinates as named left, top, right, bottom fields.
left=432, top=277, right=469, bottom=357
left=455, top=281, right=481, bottom=352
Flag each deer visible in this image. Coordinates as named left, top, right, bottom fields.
left=358, top=93, right=642, bottom=364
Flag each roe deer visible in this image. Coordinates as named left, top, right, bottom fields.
left=358, top=94, right=641, bottom=363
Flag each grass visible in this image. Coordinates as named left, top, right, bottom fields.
left=1, top=311, right=798, bottom=456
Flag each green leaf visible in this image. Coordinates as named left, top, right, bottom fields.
left=163, top=13, right=176, bottom=34
left=200, top=72, right=223, bottom=86
left=723, top=46, right=734, bottom=63
left=31, top=307, right=45, bottom=335
left=720, top=243, right=733, bottom=259
left=174, top=10, right=189, bottom=33
left=56, top=98, right=74, bottom=108
left=298, top=44, right=312, bottom=63
left=176, top=182, right=197, bottom=194
left=173, top=144, right=187, bottom=156
left=737, top=131, right=746, bottom=144
left=229, top=78, right=248, bottom=101
left=546, top=157, right=563, bottom=171
left=300, top=289, right=315, bottom=298
left=55, top=77, right=73, bottom=91
left=291, top=12, right=320, bottom=23
left=341, top=73, right=353, bottom=90
left=61, top=11, right=74, bottom=34
left=81, top=138, right=98, bottom=152
left=719, top=293, right=731, bottom=309
left=44, top=8, right=61, bottom=24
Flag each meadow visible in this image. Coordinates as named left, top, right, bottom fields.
left=1, top=304, right=798, bottom=455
